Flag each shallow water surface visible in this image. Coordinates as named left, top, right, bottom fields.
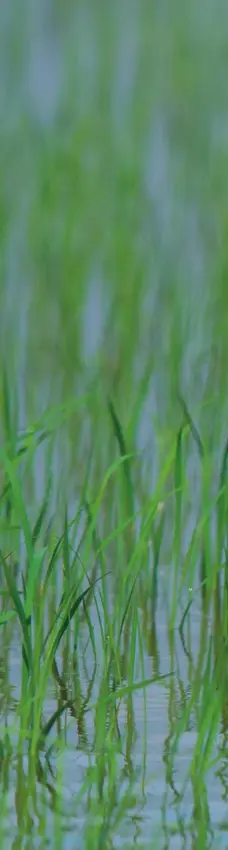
left=0, top=586, right=227, bottom=849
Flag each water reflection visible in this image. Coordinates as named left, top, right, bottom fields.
left=1, top=618, right=228, bottom=848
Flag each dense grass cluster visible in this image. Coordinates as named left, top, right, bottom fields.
left=0, top=380, right=228, bottom=847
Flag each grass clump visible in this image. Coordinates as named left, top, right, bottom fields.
left=0, top=387, right=227, bottom=847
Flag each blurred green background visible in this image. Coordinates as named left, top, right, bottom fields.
left=1, top=0, right=228, bottom=478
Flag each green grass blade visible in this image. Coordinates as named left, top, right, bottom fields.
left=25, top=547, right=46, bottom=620
left=108, top=397, right=134, bottom=518
left=88, top=671, right=174, bottom=711
left=178, top=394, right=204, bottom=459
left=0, top=548, right=32, bottom=674
left=32, top=493, right=50, bottom=547
left=0, top=451, right=33, bottom=565
left=0, top=610, right=16, bottom=626
left=171, top=425, right=184, bottom=625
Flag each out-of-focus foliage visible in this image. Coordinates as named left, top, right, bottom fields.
left=1, top=0, right=228, bottom=466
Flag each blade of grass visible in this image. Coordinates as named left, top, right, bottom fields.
left=31, top=580, right=100, bottom=755
left=178, top=394, right=204, bottom=459
left=171, top=425, right=184, bottom=626
left=108, top=397, right=134, bottom=519
left=151, top=508, right=165, bottom=619
left=87, top=671, right=174, bottom=711
left=0, top=450, right=33, bottom=565
left=0, top=548, right=32, bottom=675
left=0, top=610, right=16, bottom=626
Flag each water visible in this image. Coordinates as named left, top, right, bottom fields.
left=0, top=584, right=227, bottom=847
